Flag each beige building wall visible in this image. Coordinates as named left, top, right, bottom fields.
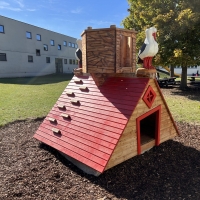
left=0, top=15, right=78, bottom=78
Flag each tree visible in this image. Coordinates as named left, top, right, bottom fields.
left=122, top=0, right=200, bottom=88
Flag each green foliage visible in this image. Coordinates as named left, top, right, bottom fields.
left=0, top=74, right=72, bottom=126
left=122, top=0, right=200, bottom=88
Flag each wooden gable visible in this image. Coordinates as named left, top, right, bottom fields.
left=105, top=79, right=179, bottom=171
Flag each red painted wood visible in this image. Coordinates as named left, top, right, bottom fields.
left=60, top=92, right=140, bottom=107
left=51, top=107, right=128, bottom=124
left=46, top=112, right=123, bottom=136
left=37, top=128, right=110, bottom=161
left=39, top=125, right=115, bottom=152
left=58, top=96, right=138, bottom=111
left=41, top=121, right=119, bottom=144
left=49, top=110, right=126, bottom=129
left=34, top=75, right=149, bottom=173
left=142, top=85, right=157, bottom=108
left=34, top=134, right=105, bottom=172
left=55, top=100, right=133, bottom=116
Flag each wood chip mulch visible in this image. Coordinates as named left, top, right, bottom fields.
left=0, top=86, right=200, bottom=200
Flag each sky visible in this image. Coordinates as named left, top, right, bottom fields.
left=0, top=0, right=130, bottom=39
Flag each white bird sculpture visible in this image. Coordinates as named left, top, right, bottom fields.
left=138, top=27, right=158, bottom=69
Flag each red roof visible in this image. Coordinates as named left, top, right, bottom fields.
left=34, top=75, right=149, bottom=173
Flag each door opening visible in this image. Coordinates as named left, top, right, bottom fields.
left=140, top=112, right=156, bottom=145
left=136, top=105, right=161, bottom=155
left=55, top=58, right=63, bottom=73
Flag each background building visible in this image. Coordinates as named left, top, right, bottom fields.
left=0, top=15, right=78, bottom=78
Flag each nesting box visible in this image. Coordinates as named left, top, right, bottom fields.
left=81, top=25, right=137, bottom=73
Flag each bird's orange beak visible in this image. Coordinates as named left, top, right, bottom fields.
left=152, top=32, right=156, bottom=40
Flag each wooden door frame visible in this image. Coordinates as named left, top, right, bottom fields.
left=136, top=105, right=161, bottom=155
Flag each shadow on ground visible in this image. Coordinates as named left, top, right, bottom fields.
left=161, top=84, right=200, bottom=102
left=41, top=140, right=200, bottom=199
left=0, top=73, right=73, bottom=85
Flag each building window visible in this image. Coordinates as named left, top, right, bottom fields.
left=0, top=25, right=4, bottom=33
left=76, top=60, right=78, bottom=65
left=72, top=43, right=75, bottom=48
left=68, top=42, right=71, bottom=47
left=28, top=55, right=33, bottom=62
left=36, top=34, right=41, bottom=41
left=43, top=44, right=48, bottom=51
left=73, top=59, right=75, bottom=64
left=26, top=31, right=32, bottom=39
left=64, top=59, right=67, bottom=64
left=0, top=53, right=7, bottom=61
left=75, top=44, right=78, bottom=48
left=63, top=41, right=67, bottom=46
left=69, top=59, right=72, bottom=64
left=46, top=57, right=50, bottom=63
left=36, top=49, right=40, bottom=56
left=58, top=44, right=61, bottom=50
left=50, top=40, right=54, bottom=46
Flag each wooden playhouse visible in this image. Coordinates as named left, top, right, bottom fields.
left=34, top=26, right=179, bottom=176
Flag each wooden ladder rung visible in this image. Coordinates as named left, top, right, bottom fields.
left=48, top=117, right=57, bottom=123
left=61, top=113, right=71, bottom=119
left=70, top=99, right=79, bottom=104
left=57, top=104, right=65, bottom=109
left=52, top=128, right=61, bottom=134
left=79, top=86, right=88, bottom=90
left=66, top=91, right=74, bottom=95
left=74, top=79, right=82, bottom=84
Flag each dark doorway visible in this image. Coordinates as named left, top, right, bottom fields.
left=140, top=112, right=156, bottom=145
left=136, top=105, right=161, bottom=155
left=55, top=58, right=63, bottom=73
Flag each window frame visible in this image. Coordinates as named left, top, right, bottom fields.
left=72, top=43, right=75, bottom=48
left=50, top=40, right=54, bottom=46
left=36, top=34, right=41, bottom=41
left=0, top=25, right=4, bottom=33
left=64, top=59, right=67, bottom=64
left=0, top=53, right=7, bottom=61
left=69, top=59, right=72, bottom=64
left=46, top=57, right=50, bottom=63
left=58, top=44, right=61, bottom=50
left=36, top=49, right=40, bottom=56
left=26, top=31, right=32, bottom=39
left=68, top=42, right=72, bottom=47
left=28, top=55, right=33, bottom=62
left=63, top=41, right=67, bottom=46
left=73, top=59, right=75, bottom=64
left=43, top=44, right=48, bottom=51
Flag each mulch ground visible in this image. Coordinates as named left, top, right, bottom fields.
left=1, top=86, right=200, bottom=200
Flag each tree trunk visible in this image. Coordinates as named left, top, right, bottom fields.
left=180, top=66, right=187, bottom=88
left=170, top=65, right=174, bottom=77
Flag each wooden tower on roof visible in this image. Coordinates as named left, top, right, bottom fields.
left=81, top=25, right=137, bottom=74
left=34, top=25, right=179, bottom=176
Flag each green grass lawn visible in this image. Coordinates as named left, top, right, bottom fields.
left=0, top=74, right=73, bottom=127
left=165, top=95, right=200, bottom=125
left=0, top=73, right=199, bottom=127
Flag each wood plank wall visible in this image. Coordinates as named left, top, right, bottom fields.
left=116, top=30, right=136, bottom=73
left=82, top=34, right=87, bottom=73
left=82, top=29, right=116, bottom=73
left=81, top=27, right=137, bottom=74
left=105, top=79, right=178, bottom=170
